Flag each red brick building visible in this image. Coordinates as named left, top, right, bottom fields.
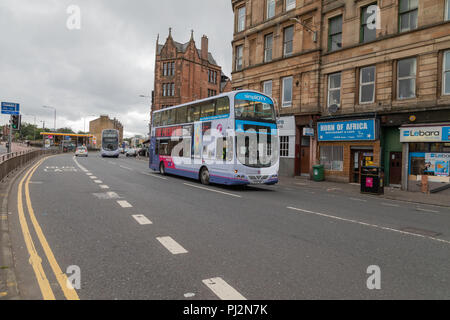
left=152, top=29, right=231, bottom=113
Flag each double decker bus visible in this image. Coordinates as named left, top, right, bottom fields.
left=149, top=91, right=279, bottom=185
left=101, top=129, right=120, bottom=158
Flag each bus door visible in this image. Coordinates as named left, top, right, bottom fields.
left=149, top=137, right=157, bottom=166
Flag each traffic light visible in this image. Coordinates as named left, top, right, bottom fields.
left=11, top=114, right=21, bottom=131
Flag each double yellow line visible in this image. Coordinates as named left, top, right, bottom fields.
left=17, top=157, right=79, bottom=300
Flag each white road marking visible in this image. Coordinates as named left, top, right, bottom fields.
left=141, top=172, right=167, bottom=180
left=132, top=215, right=153, bottom=225
left=349, top=197, right=367, bottom=202
left=73, top=157, right=89, bottom=172
left=117, top=200, right=132, bottom=208
left=184, top=293, right=195, bottom=298
left=295, top=182, right=307, bottom=186
left=99, top=185, right=109, bottom=189
left=202, top=277, right=247, bottom=300
left=93, top=192, right=120, bottom=199
left=156, top=236, right=188, bottom=254
left=381, top=202, right=400, bottom=207
left=416, top=207, right=440, bottom=213
left=287, top=206, right=450, bottom=245
left=89, top=176, right=97, bottom=179
left=108, top=161, right=116, bottom=165
left=86, top=173, right=93, bottom=176
left=120, top=165, right=133, bottom=171
left=183, top=183, right=241, bottom=198
left=94, top=180, right=103, bottom=184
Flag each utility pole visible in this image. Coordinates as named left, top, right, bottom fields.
left=7, top=116, right=12, bottom=154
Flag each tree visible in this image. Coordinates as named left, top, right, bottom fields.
left=57, top=127, right=75, bottom=134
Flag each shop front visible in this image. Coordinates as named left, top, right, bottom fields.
left=277, top=116, right=296, bottom=177
left=317, top=118, right=380, bottom=183
left=400, top=124, right=450, bottom=191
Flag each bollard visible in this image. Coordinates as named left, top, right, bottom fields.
left=421, top=175, right=429, bottom=194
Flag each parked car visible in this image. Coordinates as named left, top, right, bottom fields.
left=75, top=146, right=88, bottom=157
left=126, top=148, right=137, bottom=157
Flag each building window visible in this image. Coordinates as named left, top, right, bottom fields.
left=286, top=0, right=296, bottom=11
left=264, top=33, right=273, bottom=62
left=237, top=6, right=246, bottom=32
left=163, top=63, right=167, bottom=76
left=444, top=50, right=450, bottom=95
left=360, top=4, right=377, bottom=43
left=328, top=15, right=343, bottom=52
left=208, top=70, right=217, bottom=84
left=446, top=0, right=450, bottom=21
left=320, top=146, right=344, bottom=171
left=280, top=136, right=289, bottom=157
left=235, top=45, right=243, bottom=71
left=267, top=0, right=275, bottom=19
left=171, top=83, right=175, bottom=96
left=162, top=84, right=166, bottom=97
left=397, top=57, right=416, bottom=99
left=208, top=89, right=217, bottom=97
left=170, top=62, right=175, bottom=76
left=283, top=26, right=294, bottom=57
left=360, top=66, right=376, bottom=104
left=399, top=0, right=418, bottom=32
left=328, top=72, right=341, bottom=108
left=282, top=76, right=293, bottom=107
left=263, top=80, right=272, bottom=97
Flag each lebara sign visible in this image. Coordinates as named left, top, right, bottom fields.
left=400, top=126, right=450, bottom=142
left=318, top=119, right=376, bottom=141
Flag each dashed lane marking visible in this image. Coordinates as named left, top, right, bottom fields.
left=117, top=200, right=132, bottom=208
left=416, top=207, right=440, bottom=214
left=86, top=173, right=92, bottom=176
left=99, top=185, right=109, bottom=189
left=132, top=215, right=153, bottom=225
left=381, top=202, right=400, bottom=207
left=156, top=236, right=188, bottom=254
left=89, top=176, right=97, bottom=179
left=287, top=206, right=450, bottom=245
left=94, top=180, right=103, bottom=184
left=349, top=197, right=367, bottom=202
left=141, top=172, right=168, bottom=180
left=183, top=183, right=242, bottom=198
left=120, top=165, right=133, bottom=171
left=202, top=277, right=247, bottom=300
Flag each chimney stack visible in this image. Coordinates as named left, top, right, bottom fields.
left=201, top=35, right=208, bottom=61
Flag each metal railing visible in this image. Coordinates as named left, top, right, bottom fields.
left=0, top=149, right=60, bottom=182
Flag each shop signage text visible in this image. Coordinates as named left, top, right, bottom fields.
left=318, top=119, right=376, bottom=141
left=400, top=126, right=450, bottom=142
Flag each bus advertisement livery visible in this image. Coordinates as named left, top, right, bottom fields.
left=149, top=91, right=279, bottom=185
left=101, top=129, right=120, bottom=158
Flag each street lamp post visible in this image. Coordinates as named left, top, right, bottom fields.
left=42, top=105, right=56, bottom=132
left=83, top=114, right=96, bottom=133
left=139, top=95, right=152, bottom=136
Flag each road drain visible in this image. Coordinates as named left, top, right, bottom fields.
left=400, top=227, right=441, bottom=237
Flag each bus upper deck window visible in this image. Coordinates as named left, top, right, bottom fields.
left=177, top=107, right=187, bottom=124
left=167, top=109, right=176, bottom=125
left=216, top=97, right=230, bottom=115
left=161, top=111, right=168, bottom=126
left=201, top=102, right=215, bottom=118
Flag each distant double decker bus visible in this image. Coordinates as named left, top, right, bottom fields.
left=149, top=91, right=279, bottom=185
left=101, top=129, right=120, bottom=158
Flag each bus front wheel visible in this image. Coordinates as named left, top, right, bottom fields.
left=200, top=167, right=210, bottom=185
left=160, top=162, right=166, bottom=175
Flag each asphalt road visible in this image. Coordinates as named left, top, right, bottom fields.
left=7, top=152, right=450, bottom=300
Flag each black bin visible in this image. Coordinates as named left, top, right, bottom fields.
left=360, top=166, right=384, bottom=195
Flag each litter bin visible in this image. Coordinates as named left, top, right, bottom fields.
left=312, top=165, right=324, bottom=182
left=360, top=166, right=384, bottom=195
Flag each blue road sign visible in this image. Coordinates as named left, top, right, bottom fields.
left=1, top=102, right=20, bottom=115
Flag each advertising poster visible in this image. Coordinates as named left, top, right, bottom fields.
left=193, top=122, right=202, bottom=158
left=425, top=153, right=450, bottom=177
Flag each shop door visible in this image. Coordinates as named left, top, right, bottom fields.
left=389, top=152, right=402, bottom=185
left=351, top=150, right=373, bottom=183
left=300, top=136, right=310, bottom=175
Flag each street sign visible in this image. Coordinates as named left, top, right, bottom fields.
left=1, top=102, right=20, bottom=115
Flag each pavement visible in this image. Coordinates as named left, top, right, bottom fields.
left=281, top=176, right=450, bottom=208
left=3, top=152, right=450, bottom=300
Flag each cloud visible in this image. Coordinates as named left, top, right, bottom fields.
left=0, top=0, right=233, bottom=137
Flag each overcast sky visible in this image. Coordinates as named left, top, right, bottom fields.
left=0, top=0, right=234, bottom=137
